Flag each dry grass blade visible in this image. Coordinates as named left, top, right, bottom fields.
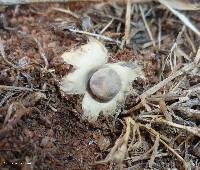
left=127, top=145, right=153, bottom=162
left=127, top=153, right=168, bottom=165
left=0, top=0, right=153, bottom=5
left=139, top=123, right=188, bottom=169
left=51, top=7, right=79, bottom=19
left=68, top=28, right=122, bottom=45
left=175, top=47, right=190, bottom=61
left=32, top=36, right=49, bottom=70
left=124, top=0, right=131, bottom=45
left=158, top=18, right=162, bottom=49
left=128, top=123, right=142, bottom=151
left=173, top=107, right=200, bottom=120
left=154, top=119, right=200, bottom=137
left=127, top=123, right=137, bottom=151
left=158, top=0, right=200, bottom=37
left=124, top=101, right=143, bottom=115
left=160, top=0, right=200, bottom=11
left=139, top=5, right=155, bottom=47
left=99, top=19, right=114, bottom=35
left=0, top=85, right=34, bottom=91
left=117, top=0, right=153, bottom=4
left=148, top=134, right=159, bottom=168
left=194, top=46, right=200, bottom=64
left=184, top=31, right=196, bottom=53
left=140, top=63, right=194, bottom=99
left=159, top=100, right=172, bottom=121
left=95, top=117, right=131, bottom=164
left=0, top=0, right=102, bottom=5
left=140, top=70, right=181, bottom=99
left=147, top=83, right=200, bottom=102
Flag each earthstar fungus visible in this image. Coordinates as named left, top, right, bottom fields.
left=60, top=38, right=144, bottom=122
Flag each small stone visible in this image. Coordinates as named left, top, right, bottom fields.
left=48, top=41, right=57, bottom=48
left=18, top=56, right=30, bottom=67
left=97, top=135, right=110, bottom=151
left=81, top=16, right=93, bottom=31
left=89, top=68, right=121, bottom=102
left=40, top=136, right=49, bottom=147
left=40, top=136, right=55, bottom=148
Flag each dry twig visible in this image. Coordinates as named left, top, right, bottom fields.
left=154, top=119, right=200, bottom=137
left=0, top=85, right=34, bottom=92
left=124, top=0, right=131, bottom=45
left=139, top=123, right=188, bottom=169
left=158, top=0, right=200, bottom=36
left=140, top=63, right=195, bottom=99
left=148, top=134, right=160, bottom=168
left=32, top=36, right=49, bottom=70
left=139, top=5, right=155, bottom=47
left=68, top=28, right=122, bottom=45
left=194, top=46, right=200, bottom=64
left=0, top=0, right=153, bottom=5
left=0, top=0, right=101, bottom=5
left=51, top=7, right=79, bottom=19
left=96, top=117, right=131, bottom=165
left=100, top=19, right=114, bottom=35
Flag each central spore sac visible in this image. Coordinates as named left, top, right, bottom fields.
left=89, top=68, right=121, bottom=102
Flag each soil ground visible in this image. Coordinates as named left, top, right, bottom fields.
left=0, top=1, right=200, bottom=170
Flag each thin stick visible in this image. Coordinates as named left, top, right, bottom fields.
left=0, top=0, right=102, bottom=5
left=158, top=0, right=200, bottom=36
left=100, top=19, right=114, bottom=35
left=139, top=123, right=188, bottom=169
left=32, top=36, right=49, bottom=70
left=124, top=0, right=131, bottom=45
left=194, top=46, right=200, bottom=64
left=0, top=0, right=153, bottom=5
left=159, top=136, right=188, bottom=169
left=129, top=0, right=153, bottom=3
left=158, top=18, right=162, bottom=49
left=124, top=101, right=143, bottom=115
left=142, top=35, right=168, bottom=48
left=147, top=83, right=200, bottom=102
left=184, top=30, right=196, bottom=53
left=0, top=85, right=34, bottom=92
left=126, top=153, right=168, bottom=163
left=68, top=28, right=122, bottom=45
left=141, top=71, right=182, bottom=99
left=140, top=63, right=194, bottom=99
left=139, top=5, right=155, bottom=47
left=95, top=117, right=131, bottom=164
left=51, top=7, right=79, bottom=19
left=155, top=119, right=200, bottom=137
left=148, top=134, right=159, bottom=168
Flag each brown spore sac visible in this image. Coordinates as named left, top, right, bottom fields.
left=89, top=68, right=121, bottom=102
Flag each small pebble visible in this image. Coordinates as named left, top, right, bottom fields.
left=97, top=135, right=110, bottom=151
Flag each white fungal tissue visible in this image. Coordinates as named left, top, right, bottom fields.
left=60, top=38, right=144, bottom=122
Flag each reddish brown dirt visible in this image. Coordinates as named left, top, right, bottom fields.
left=0, top=3, right=116, bottom=170
left=0, top=1, right=200, bottom=170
